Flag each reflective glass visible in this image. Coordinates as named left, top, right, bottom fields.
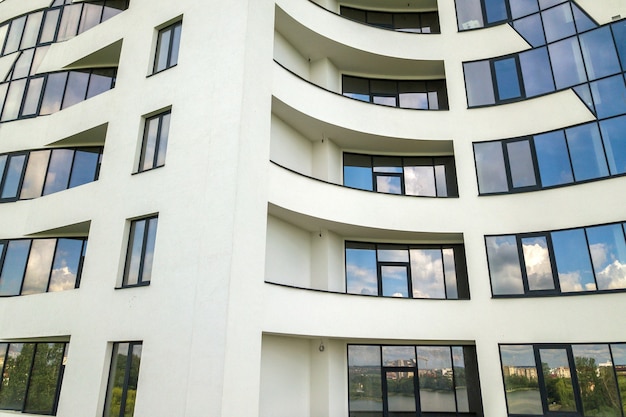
left=154, top=28, right=172, bottom=73
left=404, top=166, right=435, bottom=196
left=521, top=236, right=554, bottom=290
left=0, top=343, right=35, bottom=410
left=573, top=83, right=595, bottom=113
left=612, top=21, right=626, bottom=71
left=39, top=9, right=61, bottom=44
left=21, top=239, right=56, bottom=295
left=500, top=345, right=542, bottom=415
left=443, top=249, right=458, bottom=299
left=586, top=224, right=626, bottom=290
left=417, top=346, right=455, bottom=412
left=12, top=49, right=35, bottom=80
left=590, top=75, right=626, bottom=119
left=102, top=0, right=129, bottom=21
left=43, top=149, right=73, bottom=195
left=69, top=150, right=99, bottom=188
left=434, top=164, right=448, bottom=196
left=1, top=79, right=26, bottom=121
left=375, top=175, right=401, bottom=194
left=565, top=123, right=608, bottom=181
left=141, top=217, right=158, bottom=283
left=410, top=249, right=444, bottom=298
left=456, top=0, right=484, bottom=30
left=346, top=245, right=378, bottom=295
left=0, top=25, right=8, bottom=53
left=344, top=154, right=373, bottom=191
left=124, top=220, right=146, bottom=286
left=21, top=77, right=45, bottom=117
left=485, top=0, right=508, bottom=24
left=386, top=370, right=416, bottom=413
left=40, top=72, right=68, bottom=115
left=534, top=130, right=573, bottom=187
left=600, top=115, right=626, bottom=175
left=348, top=346, right=383, bottom=413
left=20, top=151, right=50, bottom=199
left=552, top=229, right=596, bottom=292
left=48, top=238, right=83, bottom=292
left=611, top=344, right=626, bottom=416
left=0, top=240, right=31, bottom=296
left=78, top=3, right=104, bottom=34
left=474, top=142, right=507, bottom=193
left=21, top=12, right=43, bottom=49
left=452, top=347, right=469, bottom=412
left=170, top=23, right=182, bottom=68
left=572, top=345, right=621, bottom=416
left=506, top=140, right=536, bottom=188
left=124, top=344, right=142, bottom=417
left=30, top=47, right=50, bottom=76
left=57, top=4, right=82, bottom=41
left=542, top=3, right=576, bottom=42
left=464, top=61, right=495, bottom=106
left=513, top=14, right=546, bottom=47
left=377, top=247, right=408, bottom=262
left=104, top=342, right=142, bottom=417
left=580, top=27, right=620, bottom=80
left=549, top=37, right=587, bottom=89
left=572, top=4, right=597, bottom=33
left=383, top=346, right=416, bottom=366
left=520, top=47, right=555, bottom=97
left=487, top=235, right=524, bottom=295
left=538, top=349, right=576, bottom=412
left=372, top=96, right=396, bottom=107
left=61, top=70, right=89, bottom=109
left=1, top=155, right=26, bottom=199
left=0, top=155, right=6, bottom=185
left=3, top=16, right=26, bottom=55
left=23, top=343, right=65, bottom=414
left=539, top=0, right=567, bottom=9
left=510, top=0, right=539, bottom=18
left=399, top=81, right=428, bottom=109
left=156, top=113, right=170, bottom=167
left=86, top=68, right=115, bottom=99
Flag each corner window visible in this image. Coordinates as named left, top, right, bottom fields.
left=152, top=21, right=182, bottom=74
left=122, top=216, right=158, bottom=287
left=345, top=241, right=469, bottom=299
left=0, top=342, right=68, bottom=415
left=103, top=342, right=142, bottom=417
left=138, top=110, right=171, bottom=172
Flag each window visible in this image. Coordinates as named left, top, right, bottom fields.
left=0, top=342, right=68, bottom=415
left=500, top=343, right=626, bottom=416
left=138, top=110, right=171, bottom=172
left=342, top=75, right=448, bottom=110
left=103, top=342, right=142, bottom=417
left=340, top=6, right=440, bottom=33
left=343, top=153, right=458, bottom=197
left=486, top=221, right=626, bottom=296
left=0, top=237, right=87, bottom=296
left=345, top=242, right=469, bottom=299
left=152, top=21, right=182, bottom=74
left=348, top=344, right=484, bottom=416
left=122, top=216, right=158, bottom=287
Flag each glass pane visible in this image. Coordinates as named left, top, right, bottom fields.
left=417, top=346, right=455, bottom=412
left=500, top=345, right=542, bottom=415
left=520, top=47, right=555, bottom=97
left=154, top=28, right=172, bottom=72
left=611, top=344, right=626, bottom=416
left=590, top=74, right=626, bottom=119
left=552, top=228, right=596, bottom=292
left=30, top=46, right=50, bottom=76
left=23, top=343, right=65, bottom=414
left=410, top=249, right=444, bottom=298
left=521, top=236, right=554, bottom=290
left=21, top=239, right=56, bottom=295
left=542, top=3, right=576, bottom=43
left=140, top=116, right=159, bottom=171
left=509, top=0, right=539, bottom=19
left=494, top=58, right=522, bottom=100
left=40, top=72, right=68, bottom=115
left=486, top=236, right=524, bottom=295
left=434, top=164, right=448, bottom=197
left=102, top=0, right=128, bottom=21
left=0, top=240, right=31, bottom=296
left=20, top=150, right=50, bottom=199
left=124, top=220, right=146, bottom=286
left=572, top=344, right=621, bottom=416
left=474, top=142, right=508, bottom=193
left=386, top=371, right=416, bottom=413
left=367, top=12, right=393, bottom=28
left=3, top=16, right=26, bottom=55
left=348, top=346, right=383, bottom=413
left=57, top=4, right=82, bottom=41
left=12, top=49, right=35, bottom=80
left=452, top=346, right=469, bottom=412
left=21, top=77, right=45, bottom=117
left=0, top=343, right=35, bottom=410
left=442, top=249, right=458, bottom=299
left=43, top=149, right=73, bottom=195
left=513, top=14, right=546, bottom=47
left=506, top=140, right=536, bottom=188
left=48, top=238, right=83, bottom=292
left=381, top=265, right=408, bottom=297
left=86, top=68, right=115, bottom=99
left=0, top=155, right=6, bottom=186
left=539, top=0, right=567, bottom=8
left=1, top=155, right=26, bottom=199
left=383, top=346, right=416, bottom=367
left=395, top=13, right=421, bottom=32
left=343, top=76, right=369, bottom=102
left=78, top=3, right=103, bottom=34
left=140, top=217, right=158, bottom=283
left=375, top=175, right=401, bottom=194
left=1, top=78, right=26, bottom=122
left=534, top=130, right=573, bottom=187
left=372, top=96, right=396, bottom=107
left=613, top=21, right=626, bottom=71
left=456, top=0, right=484, bottom=30
left=399, top=92, right=428, bottom=109
left=156, top=113, right=170, bottom=167
left=464, top=61, right=495, bottom=106
left=580, top=27, right=621, bottom=81
left=0, top=25, right=8, bottom=54
left=39, top=9, right=61, bottom=44
left=539, top=349, right=576, bottom=412
left=124, top=344, right=142, bottom=417
left=346, top=245, right=378, bottom=295
left=404, top=166, right=435, bottom=196
left=586, top=224, right=626, bottom=290
left=600, top=115, right=626, bottom=175
left=565, top=123, right=609, bottom=181
left=61, top=70, right=89, bottom=109
left=104, top=343, right=129, bottom=417
left=549, top=37, right=587, bottom=89
left=485, top=0, right=508, bottom=24
left=170, top=23, right=182, bottom=67
left=69, top=150, right=99, bottom=188
left=377, top=247, right=408, bottom=263
left=21, top=12, right=43, bottom=49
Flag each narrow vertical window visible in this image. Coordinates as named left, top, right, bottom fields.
left=103, top=342, right=143, bottom=417
left=138, top=110, right=171, bottom=172
left=122, top=216, right=158, bottom=287
left=153, top=21, right=182, bottom=74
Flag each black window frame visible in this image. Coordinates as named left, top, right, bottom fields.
left=152, top=20, right=182, bottom=75
left=121, top=215, right=159, bottom=288
left=102, top=341, right=143, bottom=417
left=137, top=109, right=171, bottom=172
left=339, top=6, right=441, bottom=33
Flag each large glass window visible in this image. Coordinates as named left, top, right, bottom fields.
left=138, top=110, right=171, bottom=172
left=103, top=342, right=143, bottom=417
left=0, top=237, right=87, bottom=297
left=0, top=342, right=67, bottom=415
left=153, top=21, right=182, bottom=74
left=340, top=7, right=440, bottom=33
left=343, top=154, right=458, bottom=197
left=348, top=344, right=484, bottom=416
left=345, top=242, right=469, bottom=299
left=122, top=216, right=158, bottom=287
left=486, top=220, right=626, bottom=297
left=501, top=343, right=626, bottom=416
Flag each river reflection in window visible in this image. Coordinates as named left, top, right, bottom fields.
left=500, top=345, right=542, bottom=415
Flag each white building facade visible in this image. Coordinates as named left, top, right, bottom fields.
left=0, top=0, right=625, bottom=416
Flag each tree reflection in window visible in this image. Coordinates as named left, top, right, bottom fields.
left=103, top=342, right=142, bottom=417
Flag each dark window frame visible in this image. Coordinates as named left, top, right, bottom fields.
left=103, top=341, right=143, bottom=417
left=339, top=6, right=441, bottom=33
left=152, top=20, right=182, bottom=75
left=121, top=215, right=159, bottom=288
left=137, top=110, right=171, bottom=173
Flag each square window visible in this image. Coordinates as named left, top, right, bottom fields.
left=103, top=342, right=143, bottom=417
left=152, top=21, right=182, bottom=74
left=138, top=110, right=171, bottom=172
left=122, top=216, right=158, bottom=287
